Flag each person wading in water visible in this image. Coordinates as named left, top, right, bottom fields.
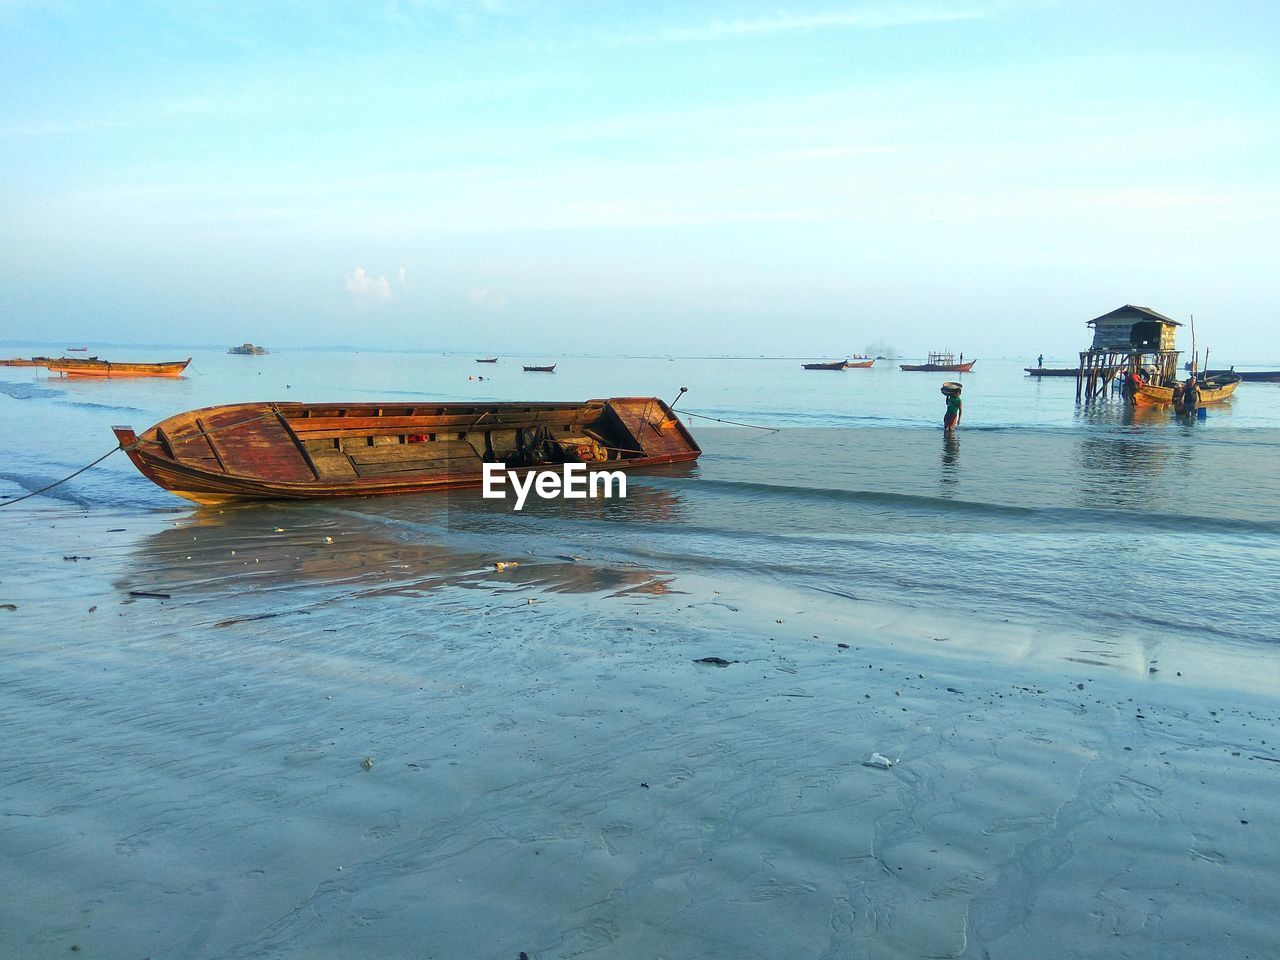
left=942, top=383, right=962, bottom=431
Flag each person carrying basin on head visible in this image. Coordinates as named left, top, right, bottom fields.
left=941, top=382, right=962, bottom=431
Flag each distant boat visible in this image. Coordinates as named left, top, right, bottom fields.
left=1189, top=367, right=1280, bottom=383
left=66, top=346, right=88, bottom=352
left=900, top=351, right=975, bottom=372
left=475, top=357, right=498, bottom=363
left=845, top=358, right=875, bottom=368
left=802, top=360, right=850, bottom=370
left=112, top=397, right=701, bottom=504
left=228, top=343, right=269, bottom=355
left=1025, top=367, right=1081, bottom=377
left=45, top=357, right=192, bottom=378
left=523, top=364, right=556, bottom=372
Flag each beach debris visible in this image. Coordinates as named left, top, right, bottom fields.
left=62, top=555, right=91, bottom=561
left=946, top=687, right=963, bottom=694
left=862, top=753, right=898, bottom=769
left=837, top=643, right=849, bottom=649
left=0, top=604, right=16, bottom=611
left=640, top=782, right=650, bottom=789
left=106, top=528, right=126, bottom=532
left=520, top=952, right=530, bottom=960
left=360, top=756, right=374, bottom=770
left=273, top=527, right=285, bottom=532
left=693, top=656, right=736, bottom=667
left=128, top=590, right=171, bottom=599
left=494, top=561, right=519, bottom=571
left=324, top=536, right=334, bottom=543
left=88, top=606, right=97, bottom=613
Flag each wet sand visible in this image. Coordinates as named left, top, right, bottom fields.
left=2, top=502, right=1279, bottom=959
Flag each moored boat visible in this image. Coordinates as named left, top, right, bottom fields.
left=66, top=346, right=88, bottom=352
left=900, top=351, right=975, bottom=372
left=802, top=360, right=850, bottom=370
left=112, top=397, right=700, bottom=504
left=1024, top=367, right=1081, bottom=377
left=1130, top=373, right=1241, bottom=407
left=0, top=357, right=52, bottom=367
left=45, top=357, right=192, bottom=378
left=475, top=357, right=498, bottom=363
left=523, top=364, right=556, bottom=372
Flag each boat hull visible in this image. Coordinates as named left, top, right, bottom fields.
left=900, top=361, right=976, bottom=372
left=46, top=358, right=192, bottom=377
left=1024, top=367, right=1080, bottom=377
left=1131, top=378, right=1241, bottom=407
left=113, top=397, right=700, bottom=503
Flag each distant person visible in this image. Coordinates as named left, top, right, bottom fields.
left=943, top=386, right=962, bottom=431
left=1037, top=353, right=1044, bottom=368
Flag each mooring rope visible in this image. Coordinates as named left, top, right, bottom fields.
left=678, top=410, right=780, bottom=433
left=0, top=446, right=123, bottom=507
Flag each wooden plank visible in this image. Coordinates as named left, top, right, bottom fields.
left=285, top=407, right=603, bottom=437
left=348, top=440, right=481, bottom=466
left=200, top=404, right=314, bottom=481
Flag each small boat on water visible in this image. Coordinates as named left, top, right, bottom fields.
left=1130, top=372, right=1241, bottom=408
left=523, top=364, right=556, bottom=372
left=66, top=347, right=88, bottom=352
left=112, top=397, right=700, bottom=504
left=1191, top=368, right=1280, bottom=383
left=900, top=352, right=976, bottom=373
left=228, top=343, right=269, bottom=355
left=802, top=360, right=850, bottom=370
left=45, top=357, right=192, bottom=378
left=475, top=357, right=498, bottom=363
left=1025, top=367, right=1081, bottom=377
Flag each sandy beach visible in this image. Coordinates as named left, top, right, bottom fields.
left=3, top=495, right=1278, bottom=959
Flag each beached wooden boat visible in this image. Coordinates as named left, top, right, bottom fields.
left=475, top=357, right=498, bottom=363
left=523, top=364, right=556, bottom=372
left=45, top=357, right=192, bottom=378
left=1130, top=374, right=1241, bottom=408
left=112, top=397, right=701, bottom=504
left=900, top=352, right=976, bottom=372
left=0, top=357, right=51, bottom=367
left=1024, top=367, right=1081, bottom=377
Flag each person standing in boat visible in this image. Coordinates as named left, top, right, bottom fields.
left=942, top=385, right=962, bottom=431
left=1037, top=353, right=1044, bottom=369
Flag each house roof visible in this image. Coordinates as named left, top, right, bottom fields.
left=1087, top=304, right=1182, bottom=327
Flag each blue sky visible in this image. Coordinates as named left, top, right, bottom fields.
left=2, top=0, right=1277, bottom=357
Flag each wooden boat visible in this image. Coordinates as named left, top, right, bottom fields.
left=1196, top=368, right=1280, bottom=383
left=66, top=346, right=88, bottom=352
left=475, top=357, right=498, bottom=363
left=0, top=357, right=51, bottom=367
left=1130, top=373, right=1241, bottom=407
left=523, top=364, right=556, bottom=372
left=112, top=397, right=701, bottom=505
left=845, top=358, right=875, bottom=368
left=1024, top=367, right=1081, bottom=377
left=45, top=357, right=192, bottom=378
left=802, top=360, right=850, bottom=370
left=900, top=352, right=975, bottom=372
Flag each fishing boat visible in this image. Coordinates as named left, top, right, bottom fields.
left=112, top=397, right=700, bottom=505
left=45, top=357, right=192, bottom=378
left=1024, top=367, right=1081, bottom=377
left=802, top=360, right=850, bottom=370
left=1194, top=368, right=1280, bottom=383
left=66, top=346, right=88, bottom=352
left=900, top=351, right=976, bottom=372
left=845, top=358, right=875, bottom=368
left=523, top=364, right=556, bottom=372
left=1130, top=372, right=1241, bottom=407
left=475, top=357, right=498, bottom=363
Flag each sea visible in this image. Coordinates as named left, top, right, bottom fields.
left=3, top=346, right=1280, bottom=958
left=2, top=348, right=1278, bottom=650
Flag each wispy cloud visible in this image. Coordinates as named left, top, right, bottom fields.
left=615, top=2, right=998, bottom=44
left=344, top=266, right=393, bottom=299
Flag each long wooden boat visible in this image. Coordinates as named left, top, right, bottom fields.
left=1196, top=368, right=1280, bottom=383
left=523, top=364, right=556, bottom=372
left=845, top=358, right=875, bottom=368
left=900, top=351, right=975, bottom=373
left=45, top=357, right=192, bottom=378
left=66, top=346, right=88, bottom=352
left=112, top=397, right=700, bottom=505
left=1131, top=374, right=1241, bottom=408
left=900, top=360, right=976, bottom=372
left=802, top=360, right=849, bottom=370
left=0, top=357, right=52, bottom=367
left=475, top=357, right=498, bottom=363
left=1024, top=367, right=1081, bottom=377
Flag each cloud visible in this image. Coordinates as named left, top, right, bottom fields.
left=467, top=287, right=507, bottom=310
left=344, top=266, right=392, bottom=299
left=398, top=265, right=407, bottom=287
left=616, top=2, right=997, bottom=44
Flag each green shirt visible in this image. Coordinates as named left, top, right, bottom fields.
left=946, top=395, right=962, bottom=414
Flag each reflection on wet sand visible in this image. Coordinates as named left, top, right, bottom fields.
left=116, top=481, right=690, bottom=606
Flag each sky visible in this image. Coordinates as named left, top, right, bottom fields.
left=1, top=0, right=1277, bottom=358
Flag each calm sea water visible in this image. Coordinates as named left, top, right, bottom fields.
left=2, top=347, right=1278, bottom=648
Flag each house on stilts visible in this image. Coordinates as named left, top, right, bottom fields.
left=1076, top=305, right=1182, bottom=401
